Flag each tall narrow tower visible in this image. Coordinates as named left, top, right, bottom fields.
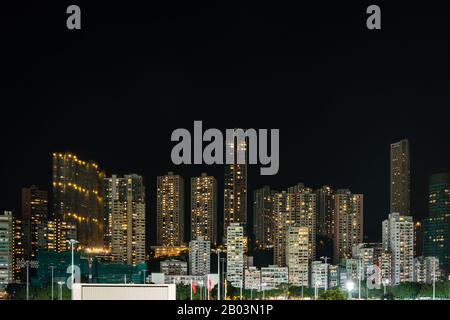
left=103, top=174, right=146, bottom=265
left=390, top=139, right=410, bottom=215
left=156, top=172, right=184, bottom=246
left=191, top=173, right=217, bottom=245
left=224, top=139, right=247, bottom=240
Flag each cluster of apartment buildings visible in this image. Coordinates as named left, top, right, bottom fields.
left=0, top=138, right=449, bottom=296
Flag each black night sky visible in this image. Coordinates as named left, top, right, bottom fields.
left=2, top=1, right=450, bottom=246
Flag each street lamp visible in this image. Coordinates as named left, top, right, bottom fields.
left=382, top=278, right=390, bottom=297
left=66, top=239, right=79, bottom=287
left=17, top=259, right=39, bottom=300
left=213, top=248, right=221, bottom=300
left=240, top=279, right=243, bottom=300
left=432, top=258, right=436, bottom=300
left=346, top=280, right=354, bottom=300
left=49, top=265, right=56, bottom=300
left=199, top=280, right=204, bottom=300
left=261, top=282, right=267, bottom=300
left=314, top=281, right=319, bottom=300
left=358, top=256, right=362, bottom=300
left=141, top=269, right=148, bottom=284
left=57, top=281, right=65, bottom=300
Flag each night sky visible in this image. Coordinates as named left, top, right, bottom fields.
left=2, top=1, right=450, bottom=245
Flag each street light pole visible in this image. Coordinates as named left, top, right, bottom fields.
left=17, top=259, right=39, bottom=301
left=433, top=258, right=436, bottom=300
left=49, top=265, right=55, bottom=300
left=66, top=239, right=78, bottom=287
left=240, top=280, right=243, bottom=300
left=358, top=257, right=362, bottom=300
left=261, top=282, right=266, bottom=300
left=26, top=262, right=30, bottom=300
left=142, top=269, right=148, bottom=284
left=57, top=281, right=64, bottom=300
left=215, top=249, right=221, bottom=300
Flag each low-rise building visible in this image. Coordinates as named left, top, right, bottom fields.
left=311, top=261, right=328, bottom=289
left=413, top=256, right=440, bottom=284
left=160, top=259, right=188, bottom=275
left=244, top=267, right=261, bottom=290
left=261, top=265, right=288, bottom=290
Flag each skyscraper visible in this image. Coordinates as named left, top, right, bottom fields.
left=390, top=139, right=410, bottom=215
left=40, top=218, right=76, bottom=252
left=156, top=172, right=184, bottom=246
left=289, top=184, right=317, bottom=260
left=103, top=174, right=146, bottom=265
left=52, top=152, right=104, bottom=248
left=21, top=185, right=48, bottom=259
left=226, top=223, right=244, bottom=287
left=191, top=173, right=217, bottom=245
left=333, top=189, right=363, bottom=264
left=423, top=172, right=450, bottom=275
left=12, top=217, right=26, bottom=282
left=189, top=236, right=210, bottom=276
left=253, top=186, right=276, bottom=249
left=0, top=211, right=13, bottom=289
left=224, top=140, right=247, bottom=239
left=273, top=185, right=317, bottom=267
left=273, top=191, right=295, bottom=267
left=315, top=185, right=335, bottom=239
left=382, top=212, right=414, bottom=285
left=286, top=226, right=309, bottom=287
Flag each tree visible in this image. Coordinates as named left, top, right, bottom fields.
left=319, top=289, right=347, bottom=300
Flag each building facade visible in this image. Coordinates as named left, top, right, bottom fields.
left=413, top=256, right=440, bottom=284
left=191, top=173, right=217, bottom=245
left=189, top=236, right=210, bottom=276
left=289, top=184, right=317, bottom=261
left=224, top=140, right=247, bottom=239
left=156, top=172, right=184, bottom=246
left=12, top=218, right=26, bottom=282
left=333, top=189, right=363, bottom=264
left=390, top=139, right=410, bottom=215
left=0, top=211, right=13, bottom=288
left=160, top=259, right=188, bottom=275
left=311, top=261, right=328, bottom=289
left=382, top=213, right=414, bottom=285
left=253, top=186, right=276, bottom=249
left=226, top=223, right=244, bottom=287
left=52, top=152, right=104, bottom=248
left=260, top=265, right=288, bottom=290
left=21, top=185, right=48, bottom=259
left=352, top=243, right=381, bottom=280
left=379, top=250, right=392, bottom=285
left=103, top=174, right=146, bottom=265
left=244, top=266, right=261, bottom=290
left=286, top=226, right=309, bottom=287
left=273, top=191, right=295, bottom=267
left=315, top=185, right=335, bottom=239
left=423, top=173, right=450, bottom=276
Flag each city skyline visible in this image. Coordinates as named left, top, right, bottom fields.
left=1, top=140, right=447, bottom=246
